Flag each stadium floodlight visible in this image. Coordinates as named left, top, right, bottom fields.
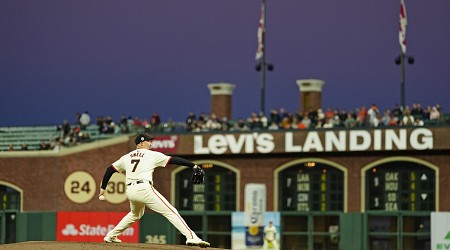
left=395, top=53, right=415, bottom=110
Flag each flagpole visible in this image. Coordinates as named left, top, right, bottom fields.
left=401, top=53, right=406, bottom=110
left=256, top=0, right=272, bottom=115
left=396, top=0, right=413, bottom=110
left=260, top=0, right=267, bottom=115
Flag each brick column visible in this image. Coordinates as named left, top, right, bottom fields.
left=207, top=83, right=236, bottom=120
left=296, top=79, right=325, bottom=113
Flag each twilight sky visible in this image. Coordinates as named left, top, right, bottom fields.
left=1, top=0, right=449, bottom=126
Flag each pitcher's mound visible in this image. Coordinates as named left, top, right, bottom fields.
left=0, top=241, right=230, bottom=250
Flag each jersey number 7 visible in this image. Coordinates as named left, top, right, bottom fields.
left=131, top=159, right=140, bottom=172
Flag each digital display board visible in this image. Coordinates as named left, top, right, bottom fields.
left=176, top=165, right=236, bottom=211
left=366, top=161, right=435, bottom=211
left=0, top=187, right=20, bottom=210
left=280, top=162, right=344, bottom=211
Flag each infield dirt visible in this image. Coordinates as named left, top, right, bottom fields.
left=0, top=241, right=230, bottom=250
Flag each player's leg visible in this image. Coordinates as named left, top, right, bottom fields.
left=104, top=200, right=145, bottom=242
left=146, top=185, right=210, bottom=247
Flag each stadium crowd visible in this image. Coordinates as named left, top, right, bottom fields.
left=5, top=102, right=447, bottom=151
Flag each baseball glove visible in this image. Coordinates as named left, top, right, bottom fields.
left=192, top=166, right=205, bottom=184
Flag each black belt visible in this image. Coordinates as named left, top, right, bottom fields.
left=127, top=180, right=152, bottom=186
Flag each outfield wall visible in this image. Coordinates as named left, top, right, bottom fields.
left=1, top=127, right=449, bottom=249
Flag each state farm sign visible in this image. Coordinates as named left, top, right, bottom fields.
left=57, top=211, right=139, bottom=242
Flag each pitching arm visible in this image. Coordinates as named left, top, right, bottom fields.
left=98, top=166, right=117, bottom=196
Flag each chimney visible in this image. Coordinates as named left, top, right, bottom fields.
left=296, top=79, right=325, bottom=113
left=207, top=83, right=236, bottom=120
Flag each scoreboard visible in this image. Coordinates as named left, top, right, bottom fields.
left=366, top=161, right=435, bottom=211
left=176, top=164, right=236, bottom=211
left=280, top=162, right=344, bottom=211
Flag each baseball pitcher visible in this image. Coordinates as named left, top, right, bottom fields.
left=99, top=133, right=210, bottom=248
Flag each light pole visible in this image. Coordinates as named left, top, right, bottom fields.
left=255, top=61, right=273, bottom=115
left=395, top=53, right=414, bottom=110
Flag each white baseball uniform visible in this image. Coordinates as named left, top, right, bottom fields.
left=105, top=148, right=200, bottom=241
left=264, top=224, right=278, bottom=249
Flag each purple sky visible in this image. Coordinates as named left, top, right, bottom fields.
left=1, top=0, right=449, bottom=126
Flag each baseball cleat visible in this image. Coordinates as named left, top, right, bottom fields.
left=186, top=238, right=210, bottom=248
left=104, top=236, right=122, bottom=243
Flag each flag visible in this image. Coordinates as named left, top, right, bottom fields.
left=255, top=1, right=265, bottom=61
left=399, top=0, right=407, bottom=54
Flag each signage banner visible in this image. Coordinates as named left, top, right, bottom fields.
left=151, top=135, right=179, bottom=154
left=192, top=128, right=436, bottom=155
left=56, top=211, right=139, bottom=242
left=431, top=212, right=450, bottom=250
left=244, top=184, right=266, bottom=248
left=232, top=211, right=280, bottom=250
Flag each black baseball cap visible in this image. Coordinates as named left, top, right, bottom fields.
left=134, top=133, right=154, bottom=144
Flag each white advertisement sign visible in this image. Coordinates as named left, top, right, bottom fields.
left=244, top=183, right=266, bottom=248
left=232, top=212, right=280, bottom=250
left=431, top=212, right=450, bottom=250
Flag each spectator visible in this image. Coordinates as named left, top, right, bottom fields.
left=150, top=112, right=161, bottom=131
left=21, top=144, right=28, bottom=151
left=163, top=117, right=176, bottom=132
left=391, top=103, right=403, bottom=122
left=436, top=103, right=444, bottom=119
left=51, top=137, right=63, bottom=152
left=247, top=112, right=263, bottom=130
left=109, top=122, right=121, bottom=134
left=100, top=121, right=111, bottom=134
left=367, top=104, right=379, bottom=127
left=119, top=115, right=129, bottom=133
left=291, top=117, right=300, bottom=129
left=279, top=107, right=288, bottom=121
left=356, top=106, right=367, bottom=127
left=230, top=118, right=249, bottom=131
left=142, top=118, right=150, bottom=131
left=411, top=103, right=424, bottom=119
left=268, top=121, right=279, bottom=130
left=332, top=115, right=342, bottom=127
left=39, top=140, right=51, bottom=150
left=269, top=109, right=280, bottom=126
left=259, top=112, right=268, bottom=128
left=300, top=113, right=312, bottom=129
left=423, top=106, right=432, bottom=120
left=59, top=119, right=71, bottom=137
left=185, top=112, right=196, bottom=132
left=380, top=110, right=391, bottom=127
left=220, top=117, right=231, bottom=131
left=344, top=114, right=357, bottom=128
left=322, top=118, right=334, bottom=129
left=308, top=108, right=318, bottom=126
left=79, top=111, right=91, bottom=130
left=324, top=108, right=333, bottom=119
left=126, top=116, right=135, bottom=133
left=388, top=114, right=398, bottom=126
left=401, top=107, right=414, bottom=126
left=8, top=144, right=15, bottom=151
left=193, top=120, right=207, bottom=132
left=429, top=106, right=440, bottom=121
left=134, top=116, right=143, bottom=128
left=96, top=116, right=105, bottom=134
left=315, top=119, right=324, bottom=129
left=317, top=108, right=325, bottom=122
left=75, top=112, right=81, bottom=126
left=414, top=117, right=424, bottom=126
left=280, top=117, right=291, bottom=129
left=205, top=113, right=222, bottom=131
